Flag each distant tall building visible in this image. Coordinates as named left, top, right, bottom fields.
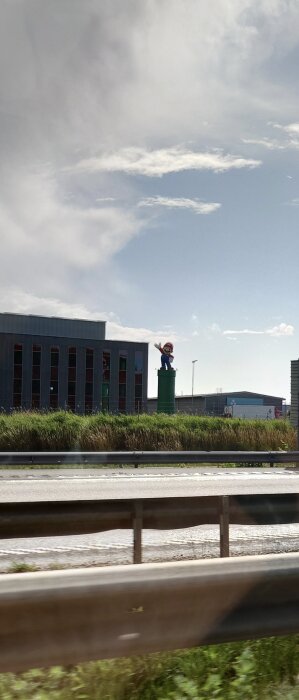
left=0, top=313, right=148, bottom=414
left=290, top=359, right=299, bottom=427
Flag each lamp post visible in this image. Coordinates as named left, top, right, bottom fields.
left=191, top=359, right=198, bottom=413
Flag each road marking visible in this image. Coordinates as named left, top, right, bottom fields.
left=4, top=472, right=298, bottom=484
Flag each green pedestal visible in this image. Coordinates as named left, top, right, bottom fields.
left=157, top=368, right=176, bottom=414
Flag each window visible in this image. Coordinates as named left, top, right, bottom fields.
left=103, top=351, right=110, bottom=382
left=31, top=344, right=41, bottom=408
left=135, top=385, right=142, bottom=399
left=119, top=383, right=126, bottom=398
left=13, top=379, right=22, bottom=394
left=135, top=351, right=143, bottom=372
left=118, top=353, right=127, bottom=412
left=86, top=350, right=93, bottom=369
left=119, top=356, right=127, bottom=371
left=67, top=347, right=76, bottom=410
left=13, top=344, right=22, bottom=408
left=68, top=367, right=76, bottom=381
left=50, top=348, right=59, bottom=409
left=68, top=348, right=76, bottom=367
left=135, top=351, right=143, bottom=413
left=85, top=348, right=94, bottom=413
left=102, top=352, right=110, bottom=410
left=102, top=382, right=109, bottom=411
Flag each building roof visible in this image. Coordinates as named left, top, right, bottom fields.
left=201, top=390, right=285, bottom=400
left=148, top=390, right=285, bottom=400
left=0, top=312, right=106, bottom=341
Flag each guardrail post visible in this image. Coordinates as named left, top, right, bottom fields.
left=219, top=496, right=230, bottom=557
left=133, top=500, right=143, bottom=564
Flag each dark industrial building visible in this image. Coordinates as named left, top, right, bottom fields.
left=290, top=359, right=299, bottom=427
left=0, top=313, right=148, bottom=414
left=147, top=391, right=285, bottom=417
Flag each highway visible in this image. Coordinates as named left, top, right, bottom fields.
left=0, top=467, right=299, bottom=570
left=1, top=466, right=299, bottom=501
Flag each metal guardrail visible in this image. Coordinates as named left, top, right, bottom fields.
left=1, top=493, right=298, bottom=560
left=0, top=553, right=298, bottom=672
left=1, top=450, right=299, bottom=465
left=0, top=451, right=299, bottom=560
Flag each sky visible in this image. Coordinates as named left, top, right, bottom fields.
left=1, top=0, right=299, bottom=401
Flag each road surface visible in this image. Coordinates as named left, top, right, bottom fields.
left=1, top=466, right=299, bottom=501
left=0, top=467, right=298, bottom=570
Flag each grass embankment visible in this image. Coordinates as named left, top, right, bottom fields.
left=0, top=411, right=295, bottom=452
left=0, top=637, right=298, bottom=699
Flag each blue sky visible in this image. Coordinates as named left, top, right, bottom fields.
left=1, top=0, right=299, bottom=400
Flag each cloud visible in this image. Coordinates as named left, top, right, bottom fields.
left=0, top=288, right=182, bottom=345
left=0, top=289, right=118, bottom=325
left=95, top=197, right=116, bottom=202
left=223, top=323, right=294, bottom=337
left=0, top=0, right=298, bottom=324
left=244, top=123, right=299, bottom=152
left=267, top=323, right=294, bottom=337
left=287, top=198, right=299, bottom=206
left=242, top=137, right=285, bottom=150
left=71, top=146, right=261, bottom=177
left=272, top=122, right=299, bottom=135
left=137, top=196, right=221, bottom=215
left=209, top=323, right=221, bottom=334
left=0, top=169, right=142, bottom=298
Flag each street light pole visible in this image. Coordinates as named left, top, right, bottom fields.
left=191, top=359, right=198, bottom=413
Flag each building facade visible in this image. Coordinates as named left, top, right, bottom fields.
left=147, top=390, right=284, bottom=416
left=290, top=359, right=299, bottom=428
left=0, top=313, right=148, bottom=414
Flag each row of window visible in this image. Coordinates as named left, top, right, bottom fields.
left=12, top=345, right=144, bottom=411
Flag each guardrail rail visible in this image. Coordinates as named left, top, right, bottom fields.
left=0, top=553, right=298, bottom=672
left=1, top=449, right=299, bottom=466
left=0, top=451, right=298, bottom=560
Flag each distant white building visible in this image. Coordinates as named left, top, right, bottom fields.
left=147, top=390, right=284, bottom=417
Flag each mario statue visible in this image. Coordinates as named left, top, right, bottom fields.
left=154, top=341, right=174, bottom=370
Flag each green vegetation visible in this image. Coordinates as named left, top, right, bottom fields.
left=0, top=411, right=295, bottom=453
left=6, top=562, right=39, bottom=574
left=0, top=637, right=298, bottom=699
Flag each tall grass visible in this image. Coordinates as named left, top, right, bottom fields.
left=0, top=411, right=295, bottom=452
left=0, top=637, right=298, bottom=699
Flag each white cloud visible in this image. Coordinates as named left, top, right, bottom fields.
left=0, top=0, right=298, bottom=364
left=0, top=288, right=183, bottom=345
left=137, top=196, right=221, bottom=215
left=223, top=323, right=294, bottom=336
left=0, top=289, right=116, bottom=324
left=71, top=146, right=261, bottom=177
left=287, top=198, right=299, bottom=206
left=224, top=329, right=264, bottom=335
left=244, top=123, right=299, bottom=152
left=266, top=323, right=294, bottom=337
left=0, top=169, right=143, bottom=298
left=272, top=122, right=299, bottom=135
left=209, top=323, right=221, bottom=333
left=95, top=197, right=116, bottom=202
left=242, top=137, right=285, bottom=150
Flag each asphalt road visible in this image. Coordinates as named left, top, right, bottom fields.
left=0, top=468, right=298, bottom=570
left=0, top=467, right=299, bottom=502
